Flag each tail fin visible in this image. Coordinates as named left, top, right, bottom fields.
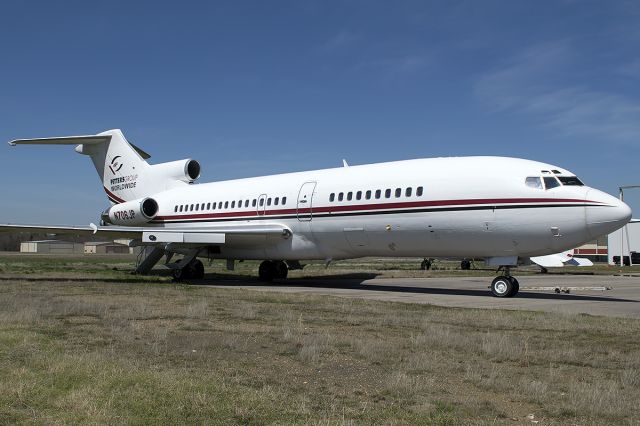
left=9, top=129, right=200, bottom=204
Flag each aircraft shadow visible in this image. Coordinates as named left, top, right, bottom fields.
left=201, top=275, right=637, bottom=303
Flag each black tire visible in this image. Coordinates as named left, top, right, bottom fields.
left=258, top=260, right=276, bottom=281
left=508, top=277, right=520, bottom=297
left=172, top=267, right=185, bottom=281
left=420, top=259, right=432, bottom=270
left=491, top=276, right=513, bottom=297
left=274, top=261, right=288, bottom=279
left=461, top=260, right=471, bottom=270
left=189, top=259, right=205, bottom=279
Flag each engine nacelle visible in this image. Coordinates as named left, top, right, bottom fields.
left=102, top=197, right=159, bottom=226
left=150, top=159, right=200, bottom=183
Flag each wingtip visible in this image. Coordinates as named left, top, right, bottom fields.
left=8, top=141, right=16, bottom=146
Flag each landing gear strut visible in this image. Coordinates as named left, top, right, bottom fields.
left=258, top=260, right=289, bottom=281
left=172, top=259, right=205, bottom=281
left=490, top=267, right=519, bottom=298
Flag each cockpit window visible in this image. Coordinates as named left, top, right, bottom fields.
left=525, top=177, right=543, bottom=189
left=558, top=176, right=584, bottom=186
left=543, top=176, right=560, bottom=189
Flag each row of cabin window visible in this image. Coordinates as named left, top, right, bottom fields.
left=173, top=196, right=287, bottom=213
left=329, top=186, right=424, bottom=203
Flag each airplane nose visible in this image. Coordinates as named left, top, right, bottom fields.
left=585, top=189, right=632, bottom=238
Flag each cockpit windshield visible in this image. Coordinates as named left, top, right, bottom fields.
left=526, top=175, right=584, bottom=189
left=558, top=176, right=584, bottom=186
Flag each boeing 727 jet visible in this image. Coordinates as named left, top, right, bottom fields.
left=1, top=129, right=632, bottom=297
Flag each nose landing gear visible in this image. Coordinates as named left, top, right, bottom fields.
left=490, top=268, right=519, bottom=297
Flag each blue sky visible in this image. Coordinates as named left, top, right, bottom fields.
left=1, top=0, right=639, bottom=223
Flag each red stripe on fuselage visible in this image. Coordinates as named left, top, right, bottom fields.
left=104, top=187, right=126, bottom=204
left=155, top=197, right=601, bottom=221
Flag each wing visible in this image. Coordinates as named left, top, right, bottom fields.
left=0, top=222, right=292, bottom=244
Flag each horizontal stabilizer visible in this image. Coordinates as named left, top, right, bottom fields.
left=8, top=135, right=111, bottom=146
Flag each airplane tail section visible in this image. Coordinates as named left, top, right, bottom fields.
left=9, top=129, right=200, bottom=203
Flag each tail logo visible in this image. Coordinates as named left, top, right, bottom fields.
left=109, top=156, right=124, bottom=175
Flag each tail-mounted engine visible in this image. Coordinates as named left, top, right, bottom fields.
left=102, top=197, right=159, bottom=226
left=150, top=159, right=200, bottom=183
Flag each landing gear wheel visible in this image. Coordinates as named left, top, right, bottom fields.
left=172, top=267, right=185, bottom=281
left=461, top=259, right=471, bottom=270
left=274, top=261, right=289, bottom=279
left=508, top=277, right=520, bottom=297
left=421, top=259, right=432, bottom=270
left=491, top=276, right=514, bottom=298
left=258, top=260, right=276, bottom=282
left=172, top=259, right=204, bottom=281
left=190, top=259, right=205, bottom=279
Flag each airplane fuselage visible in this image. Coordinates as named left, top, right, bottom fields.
left=141, top=156, right=629, bottom=262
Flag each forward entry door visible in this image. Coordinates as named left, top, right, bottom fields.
left=297, top=182, right=317, bottom=222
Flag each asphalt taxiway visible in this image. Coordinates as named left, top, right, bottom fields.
left=205, top=274, right=640, bottom=318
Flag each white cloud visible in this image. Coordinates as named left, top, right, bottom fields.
left=474, top=41, right=640, bottom=144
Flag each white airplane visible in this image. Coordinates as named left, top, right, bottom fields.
left=0, top=129, right=632, bottom=297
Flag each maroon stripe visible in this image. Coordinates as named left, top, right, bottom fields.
left=104, top=187, right=126, bottom=204
left=156, top=197, right=600, bottom=221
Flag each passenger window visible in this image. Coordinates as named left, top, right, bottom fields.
left=347, top=192, right=353, bottom=201
left=212, top=203, right=216, bottom=210
left=245, top=200, right=249, bottom=207
left=375, top=190, right=381, bottom=199
left=218, top=202, right=223, bottom=209
left=259, top=198, right=264, bottom=207
left=543, top=177, right=560, bottom=190
left=179, top=205, right=183, bottom=212
left=338, top=193, right=344, bottom=201
left=206, top=203, right=211, bottom=210
left=366, top=190, right=372, bottom=200
left=417, top=187, right=423, bottom=196
left=267, top=198, right=272, bottom=206
left=282, top=197, right=287, bottom=205
left=356, top=191, right=362, bottom=200
left=224, top=201, right=229, bottom=209
left=231, top=201, right=235, bottom=208
left=238, top=200, right=242, bottom=208
left=252, top=199, right=257, bottom=207
left=190, top=204, right=194, bottom=211
left=406, top=188, right=412, bottom=197
left=385, top=189, right=391, bottom=198
left=525, top=177, right=543, bottom=189
left=275, top=197, right=279, bottom=205
left=195, top=204, right=200, bottom=211
left=330, top=193, right=335, bottom=202
left=395, top=188, right=401, bottom=198
left=174, top=206, right=178, bottom=212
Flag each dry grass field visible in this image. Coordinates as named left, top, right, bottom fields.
left=1, top=254, right=639, bottom=425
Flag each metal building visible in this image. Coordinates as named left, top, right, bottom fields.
left=608, top=222, right=640, bottom=265
left=20, top=240, right=84, bottom=254
left=84, top=241, right=131, bottom=255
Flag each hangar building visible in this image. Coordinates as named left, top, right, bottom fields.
left=20, top=240, right=84, bottom=254
left=608, top=222, right=640, bottom=265
left=84, top=241, right=130, bottom=255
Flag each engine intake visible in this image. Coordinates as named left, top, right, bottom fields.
left=102, top=197, right=159, bottom=226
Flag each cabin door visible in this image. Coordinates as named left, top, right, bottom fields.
left=297, top=182, right=317, bottom=222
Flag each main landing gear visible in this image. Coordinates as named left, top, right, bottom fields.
left=258, top=260, right=289, bottom=281
left=172, top=259, right=205, bottom=281
left=490, top=268, right=519, bottom=298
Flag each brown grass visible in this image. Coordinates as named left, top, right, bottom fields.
left=0, top=256, right=639, bottom=424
